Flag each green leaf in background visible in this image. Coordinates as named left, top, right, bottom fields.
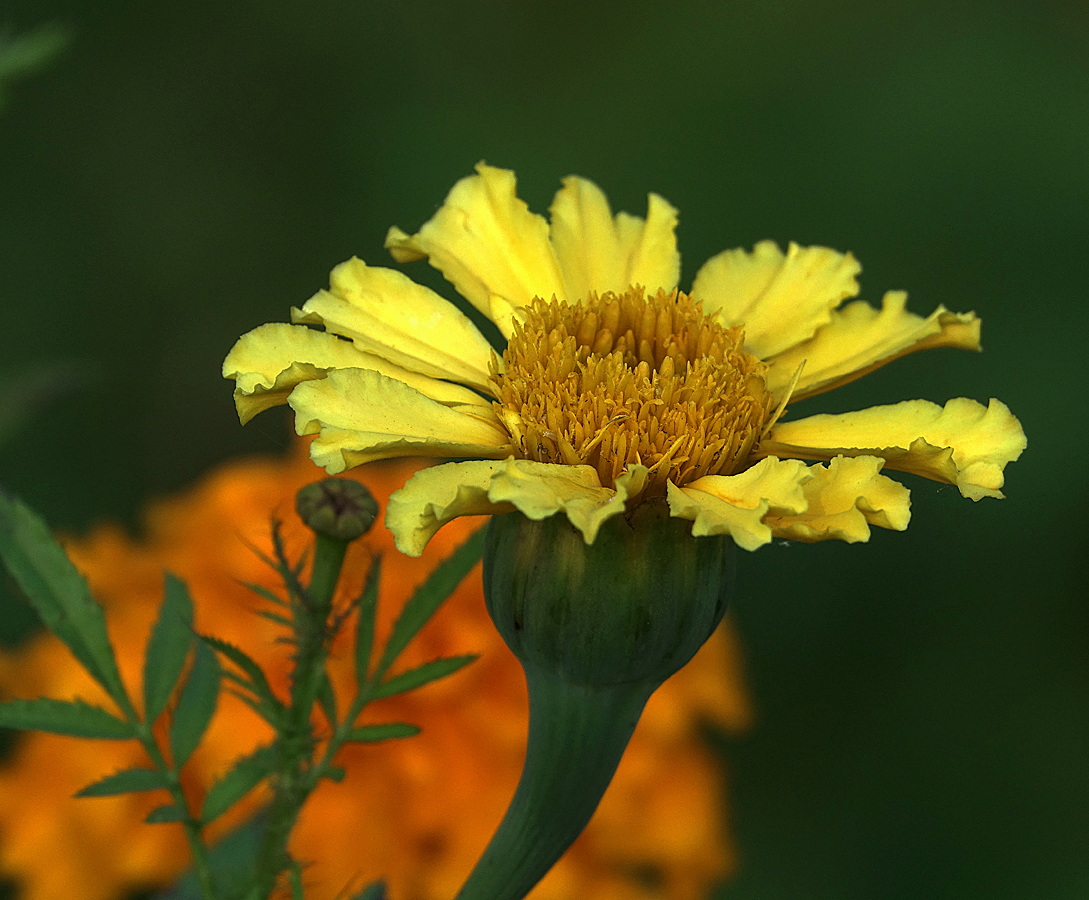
left=75, top=766, right=168, bottom=797
left=0, top=23, right=72, bottom=113
left=145, top=804, right=188, bottom=824
left=240, top=580, right=288, bottom=610
left=169, top=638, right=220, bottom=768
left=354, top=555, right=380, bottom=688
left=345, top=723, right=421, bottom=743
left=201, top=634, right=284, bottom=725
left=373, top=654, right=477, bottom=701
left=373, top=527, right=484, bottom=681
left=200, top=743, right=276, bottom=825
left=0, top=361, right=89, bottom=452
left=0, top=490, right=128, bottom=705
left=143, top=573, right=194, bottom=724
left=316, top=671, right=338, bottom=729
left=254, top=608, right=293, bottom=629
left=0, top=696, right=133, bottom=739
left=152, top=812, right=267, bottom=899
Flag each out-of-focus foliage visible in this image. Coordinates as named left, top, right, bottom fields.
left=0, top=24, right=70, bottom=113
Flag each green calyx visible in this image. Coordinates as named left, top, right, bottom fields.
left=482, top=499, right=736, bottom=689
left=456, top=501, right=736, bottom=900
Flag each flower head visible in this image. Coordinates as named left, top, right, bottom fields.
left=224, top=164, right=1025, bottom=556
left=0, top=442, right=749, bottom=900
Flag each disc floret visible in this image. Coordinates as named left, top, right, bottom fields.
left=490, top=287, right=774, bottom=494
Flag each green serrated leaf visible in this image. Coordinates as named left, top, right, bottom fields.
left=271, top=521, right=307, bottom=602
left=374, top=527, right=484, bottom=682
left=0, top=491, right=128, bottom=704
left=241, top=581, right=288, bottom=608
left=373, top=654, right=477, bottom=701
left=156, top=810, right=267, bottom=900
left=76, top=766, right=168, bottom=797
left=350, top=880, right=387, bottom=900
left=201, top=635, right=284, bottom=725
left=146, top=803, right=188, bottom=824
left=354, top=556, right=381, bottom=688
left=316, top=673, right=338, bottom=729
left=254, top=609, right=293, bottom=628
left=169, top=639, right=220, bottom=768
left=143, top=574, right=194, bottom=724
left=0, top=697, right=134, bottom=739
left=224, top=688, right=275, bottom=724
left=345, top=722, right=421, bottom=743
left=201, top=743, right=276, bottom=824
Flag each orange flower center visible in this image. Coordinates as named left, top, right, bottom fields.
left=489, top=287, right=774, bottom=494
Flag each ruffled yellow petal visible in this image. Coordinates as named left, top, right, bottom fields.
left=223, top=322, right=492, bottom=426
left=386, top=460, right=514, bottom=556
left=288, top=368, right=510, bottom=474
left=292, top=258, right=495, bottom=391
left=386, top=459, right=650, bottom=555
left=548, top=176, right=680, bottom=300
left=761, top=397, right=1026, bottom=500
left=764, top=455, right=911, bottom=542
left=764, top=291, right=981, bottom=399
left=385, top=163, right=568, bottom=329
left=762, top=455, right=914, bottom=540
left=691, top=240, right=862, bottom=359
left=665, top=457, right=811, bottom=551
left=488, top=459, right=649, bottom=545
left=223, top=323, right=378, bottom=424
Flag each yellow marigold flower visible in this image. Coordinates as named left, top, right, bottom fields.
left=0, top=442, right=750, bottom=900
left=224, top=164, right=1026, bottom=557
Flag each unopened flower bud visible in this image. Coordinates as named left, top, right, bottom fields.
left=483, top=498, right=735, bottom=690
left=295, top=478, right=378, bottom=542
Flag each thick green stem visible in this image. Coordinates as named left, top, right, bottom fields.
left=307, top=533, right=347, bottom=614
left=455, top=662, right=655, bottom=900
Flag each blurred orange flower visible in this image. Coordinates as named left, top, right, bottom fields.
left=0, top=442, right=751, bottom=900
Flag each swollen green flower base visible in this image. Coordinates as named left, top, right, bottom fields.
left=457, top=503, right=736, bottom=900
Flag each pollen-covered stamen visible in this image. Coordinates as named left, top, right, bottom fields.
left=489, top=287, right=774, bottom=495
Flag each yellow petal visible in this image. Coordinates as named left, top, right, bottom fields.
left=762, top=397, right=1026, bottom=500
left=691, top=240, right=862, bottom=359
left=765, top=455, right=911, bottom=542
left=287, top=368, right=510, bottom=474
left=292, top=257, right=495, bottom=391
left=223, top=323, right=377, bottom=424
left=385, top=163, right=568, bottom=326
left=386, top=460, right=514, bottom=556
left=548, top=176, right=680, bottom=299
left=764, top=291, right=981, bottom=399
left=385, top=458, right=647, bottom=555
left=488, top=458, right=649, bottom=545
left=666, top=457, right=812, bottom=551
left=223, top=322, right=491, bottom=426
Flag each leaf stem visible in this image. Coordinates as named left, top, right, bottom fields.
left=133, top=719, right=221, bottom=900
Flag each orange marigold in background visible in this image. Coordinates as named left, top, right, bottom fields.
left=0, top=442, right=751, bottom=900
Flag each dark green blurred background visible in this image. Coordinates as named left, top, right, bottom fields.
left=1, top=1, right=1086, bottom=898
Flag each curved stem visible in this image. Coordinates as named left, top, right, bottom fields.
left=455, top=662, right=655, bottom=900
